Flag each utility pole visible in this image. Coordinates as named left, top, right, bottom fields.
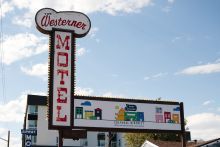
left=7, top=130, right=10, bottom=147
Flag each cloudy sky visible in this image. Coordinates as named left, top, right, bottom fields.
left=1, top=0, right=220, bottom=146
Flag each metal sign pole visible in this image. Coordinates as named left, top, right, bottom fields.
left=181, top=132, right=186, bottom=147
left=58, top=131, right=63, bottom=147
left=180, top=102, right=186, bottom=147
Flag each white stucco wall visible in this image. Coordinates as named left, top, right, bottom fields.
left=36, top=106, right=80, bottom=146
left=26, top=105, right=126, bottom=147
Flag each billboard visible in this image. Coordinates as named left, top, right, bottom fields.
left=73, top=96, right=184, bottom=133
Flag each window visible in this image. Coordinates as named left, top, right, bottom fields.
left=156, top=107, right=162, bottom=113
left=32, top=136, right=37, bottom=144
left=97, top=133, right=105, bottom=147
left=28, top=120, right=37, bottom=129
left=56, top=137, right=58, bottom=146
left=81, top=139, right=88, bottom=146
left=29, top=105, right=38, bottom=114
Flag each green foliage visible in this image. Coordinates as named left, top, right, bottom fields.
left=124, top=133, right=181, bottom=147
left=124, top=133, right=153, bottom=147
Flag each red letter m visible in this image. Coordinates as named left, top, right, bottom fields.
left=56, top=34, right=70, bottom=50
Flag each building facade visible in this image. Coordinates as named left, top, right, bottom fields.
left=22, top=95, right=126, bottom=147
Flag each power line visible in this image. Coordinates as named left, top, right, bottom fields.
left=0, top=0, right=6, bottom=104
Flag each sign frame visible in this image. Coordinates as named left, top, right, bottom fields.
left=35, top=8, right=91, bottom=38
left=48, top=28, right=76, bottom=130
left=72, top=95, right=185, bottom=134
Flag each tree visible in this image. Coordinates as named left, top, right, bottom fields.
left=124, top=132, right=181, bottom=147
left=124, top=133, right=153, bottom=147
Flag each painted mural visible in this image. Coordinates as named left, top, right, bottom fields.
left=115, top=104, right=144, bottom=121
left=74, top=99, right=182, bottom=131
left=75, top=101, right=102, bottom=120
left=155, top=106, right=180, bottom=124
left=114, top=104, right=145, bottom=127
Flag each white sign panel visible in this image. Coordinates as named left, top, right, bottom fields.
left=52, top=30, right=72, bottom=127
left=35, top=8, right=91, bottom=37
left=74, top=97, right=182, bottom=131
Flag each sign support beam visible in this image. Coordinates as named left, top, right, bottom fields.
left=58, top=131, right=63, bottom=147
left=180, top=102, right=186, bottom=147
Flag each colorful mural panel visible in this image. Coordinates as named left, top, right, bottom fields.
left=73, top=96, right=183, bottom=132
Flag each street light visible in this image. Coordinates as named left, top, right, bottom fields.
left=0, top=130, right=10, bottom=147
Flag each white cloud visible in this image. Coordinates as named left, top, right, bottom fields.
left=144, top=76, right=150, bottom=80
left=162, top=6, right=172, bottom=13
left=88, top=27, right=99, bottom=38
left=8, top=136, right=22, bottom=147
left=1, top=33, right=48, bottom=65
left=0, top=95, right=26, bottom=123
left=8, top=0, right=153, bottom=27
left=75, top=87, right=94, bottom=96
left=76, top=48, right=86, bottom=57
left=171, top=36, right=182, bottom=43
left=12, top=13, right=32, bottom=27
left=102, top=92, right=124, bottom=98
left=20, top=46, right=86, bottom=79
left=152, top=72, right=168, bottom=78
left=161, top=0, right=175, bottom=13
left=187, top=113, right=220, bottom=140
left=0, top=91, right=45, bottom=147
left=0, top=91, right=45, bottom=123
left=178, top=62, right=220, bottom=75
left=88, top=27, right=100, bottom=43
left=168, top=0, right=175, bottom=4
left=21, top=62, right=48, bottom=80
left=0, top=1, right=14, bottom=18
left=0, top=128, right=7, bottom=139
left=0, top=130, right=22, bottom=147
left=144, top=72, right=167, bottom=80
left=95, top=39, right=100, bottom=43
left=202, top=100, right=212, bottom=106
left=111, top=74, right=119, bottom=77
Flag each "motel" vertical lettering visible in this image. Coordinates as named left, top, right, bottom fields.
left=52, top=30, right=72, bottom=126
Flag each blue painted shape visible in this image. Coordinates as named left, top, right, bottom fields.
left=81, top=101, right=92, bottom=106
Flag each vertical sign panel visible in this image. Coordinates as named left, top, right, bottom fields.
left=49, top=30, right=74, bottom=128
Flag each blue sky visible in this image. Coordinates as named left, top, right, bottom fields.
left=0, top=0, right=220, bottom=146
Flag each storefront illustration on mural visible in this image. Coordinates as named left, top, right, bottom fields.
left=115, top=105, right=144, bottom=121
left=155, top=107, right=180, bottom=124
left=75, top=101, right=102, bottom=120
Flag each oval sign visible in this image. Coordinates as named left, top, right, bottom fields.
left=35, top=8, right=91, bottom=38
